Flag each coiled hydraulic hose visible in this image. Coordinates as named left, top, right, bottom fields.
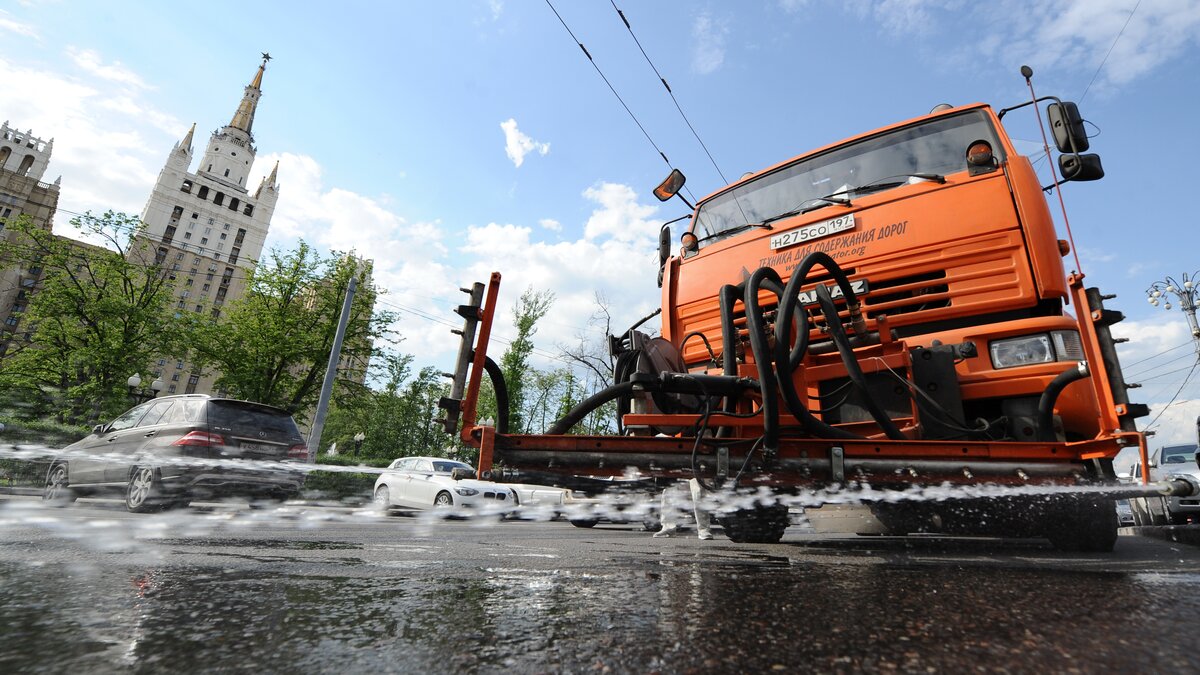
left=743, top=266, right=787, bottom=453
left=814, top=284, right=906, bottom=440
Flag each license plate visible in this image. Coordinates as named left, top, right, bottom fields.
left=769, top=213, right=856, bottom=250
left=239, top=442, right=277, bottom=454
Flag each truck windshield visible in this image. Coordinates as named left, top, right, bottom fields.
left=693, top=110, right=1005, bottom=245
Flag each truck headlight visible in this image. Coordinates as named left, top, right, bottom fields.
left=989, top=331, right=1085, bottom=369
left=454, top=487, right=479, bottom=496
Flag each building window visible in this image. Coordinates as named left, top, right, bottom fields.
left=229, top=198, right=239, bottom=211
left=172, top=263, right=180, bottom=271
left=176, top=360, right=184, bottom=369
left=197, top=186, right=209, bottom=199
left=188, top=375, right=200, bottom=385
left=5, top=317, right=18, bottom=327
left=243, top=204, right=254, bottom=216
left=152, top=370, right=161, bottom=378
left=217, top=242, right=224, bottom=250
left=223, top=223, right=230, bottom=230
left=191, top=212, right=199, bottom=219
left=207, top=217, right=214, bottom=225
left=213, top=192, right=224, bottom=206
left=223, top=168, right=230, bottom=178
left=175, top=252, right=184, bottom=260
left=181, top=180, right=192, bottom=193
left=220, top=233, right=227, bottom=240
left=201, top=237, right=208, bottom=245
left=168, top=384, right=177, bottom=393
left=235, top=228, right=247, bottom=245
left=202, top=283, right=210, bottom=292
left=171, top=373, right=180, bottom=382
left=206, top=272, right=214, bottom=281
left=195, top=304, right=203, bottom=313
left=193, top=257, right=200, bottom=265
left=184, top=278, right=193, bottom=287
left=157, top=358, right=166, bottom=366
left=184, top=231, right=192, bottom=240
left=229, top=247, right=240, bottom=265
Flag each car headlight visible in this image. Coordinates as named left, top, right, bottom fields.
left=454, top=487, right=478, bottom=496
left=989, top=331, right=1084, bottom=369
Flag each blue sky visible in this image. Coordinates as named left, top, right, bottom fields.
left=2, top=0, right=1199, bottom=453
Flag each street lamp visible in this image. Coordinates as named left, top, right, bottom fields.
left=127, top=373, right=165, bottom=404
left=353, top=431, right=365, bottom=457
left=1146, top=271, right=1200, bottom=355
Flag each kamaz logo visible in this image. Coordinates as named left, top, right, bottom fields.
left=796, top=279, right=870, bottom=306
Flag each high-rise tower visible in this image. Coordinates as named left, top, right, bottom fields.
left=136, top=55, right=281, bottom=395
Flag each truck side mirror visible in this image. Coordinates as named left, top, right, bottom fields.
left=1058, top=153, right=1104, bottom=182
left=1047, top=101, right=1089, bottom=152
left=654, top=169, right=686, bottom=202
left=657, top=226, right=671, bottom=288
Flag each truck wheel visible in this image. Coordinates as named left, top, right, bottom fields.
left=1045, top=498, right=1118, bottom=553
left=717, top=504, right=789, bottom=543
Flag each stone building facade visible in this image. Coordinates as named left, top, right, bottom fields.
left=136, top=57, right=280, bottom=395
left=0, top=122, right=61, bottom=356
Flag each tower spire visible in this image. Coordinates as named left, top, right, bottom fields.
left=229, top=53, right=270, bottom=135
left=179, top=123, right=196, bottom=152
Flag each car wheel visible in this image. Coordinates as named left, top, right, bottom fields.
left=43, top=463, right=76, bottom=506
left=434, top=491, right=454, bottom=508
left=374, top=486, right=391, bottom=513
left=125, top=466, right=162, bottom=513
left=569, top=519, right=598, bottom=528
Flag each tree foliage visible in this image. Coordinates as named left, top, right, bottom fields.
left=186, top=240, right=396, bottom=419
left=0, top=212, right=189, bottom=424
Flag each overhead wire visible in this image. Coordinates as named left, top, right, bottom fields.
left=1078, top=0, right=1142, bottom=104
left=608, top=1, right=728, bottom=186
left=544, top=0, right=697, bottom=203
left=1143, top=357, right=1199, bottom=432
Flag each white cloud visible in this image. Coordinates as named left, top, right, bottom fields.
left=856, top=0, right=1200, bottom=95
left=0, top=55, right=178, bottom=230
left=691, top=11, right=729, bottom=75
left=66, top=46, right=150, bottom=89
left=0, top=11, right=38, bottom=38
left=538, top=218, right=561, bottom=231
left=500, top=118, right=549, bottom=168
left=489, top=0, right=503, bottom=21
left=777, top=0, right=810, bottom=13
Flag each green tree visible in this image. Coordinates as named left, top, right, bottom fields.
left=187, top=240, right=396, bottom=418
left=500, top=288, right=554, bottom=434
left=0, top=212, right=189, bottom=424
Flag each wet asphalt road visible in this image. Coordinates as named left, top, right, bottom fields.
left=1, top=495, right=1198, bottom=674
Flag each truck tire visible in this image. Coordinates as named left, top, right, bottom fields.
left=717, top=504, right=789, bottom=543
left=1045, top=498, right=1118, bottom=553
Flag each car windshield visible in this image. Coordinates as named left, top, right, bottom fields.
left=1161, top=445, right=1198, bottom=464
left=432, top=460, right=472, bottom=474
left=692, top=110, right=1004, bottom=246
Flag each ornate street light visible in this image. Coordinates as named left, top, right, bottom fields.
left=127, top=373, right=165, bottom=404
left=353, top=431, right=366, bottom=457
left=1146, top=271, right=1200, bottom=355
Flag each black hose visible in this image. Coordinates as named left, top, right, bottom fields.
left=772, top=253, right=866, bottom=439
left=1037, top=362, right=1089, bottom=442
left=717, top=283, right=745, bottom=377
left=743, top=266, right=785, bottom=453
left=482, top=356, right=509, bottom=435
left=548, top=380, right=639, bottom=435
left=815, top=285, right=906, bottom=440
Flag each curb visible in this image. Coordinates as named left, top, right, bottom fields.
left=0, top=486, right=42, bottom=496
left=1120, top=525, right=1200, bottom=547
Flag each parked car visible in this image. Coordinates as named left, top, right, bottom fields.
left=372, top=457, right=515, bottom=513
left=43, top=395, right=308, bottom=512
left=1129, top=444, right=1200, bottom=525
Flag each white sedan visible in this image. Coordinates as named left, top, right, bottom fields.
left=373, top=457, right=516, bottom=513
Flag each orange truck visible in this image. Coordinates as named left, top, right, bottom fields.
left=438, top=68, right=1189, bottom=551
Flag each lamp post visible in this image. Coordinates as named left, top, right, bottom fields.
left=1146, top=271, right=1200, bottom=355
left=126, top=373, right=165, bottom=404
left=353, top=431, right=365, bottom=457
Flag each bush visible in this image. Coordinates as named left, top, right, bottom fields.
left=300, top=456, right=390, bottom=503
left=0, top=418, right=88, bottom=488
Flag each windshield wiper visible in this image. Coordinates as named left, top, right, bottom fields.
left=843, top=173, right=947, bottom=198
left=760, top=195, right=853, bottom=227
left=695, top=221, right=772, bottom=245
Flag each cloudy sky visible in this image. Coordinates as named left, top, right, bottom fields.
left=2, top=0, right=1199, bottom=450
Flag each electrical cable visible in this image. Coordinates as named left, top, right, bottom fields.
left=1143, top=358, right=1199, bottom=432
left=544, top=0, right=697, bottom=203
left=1079, top=0, right=1142, bottom=104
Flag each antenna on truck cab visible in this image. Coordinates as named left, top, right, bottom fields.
left=1022, top=65, right=1084, bottom=276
